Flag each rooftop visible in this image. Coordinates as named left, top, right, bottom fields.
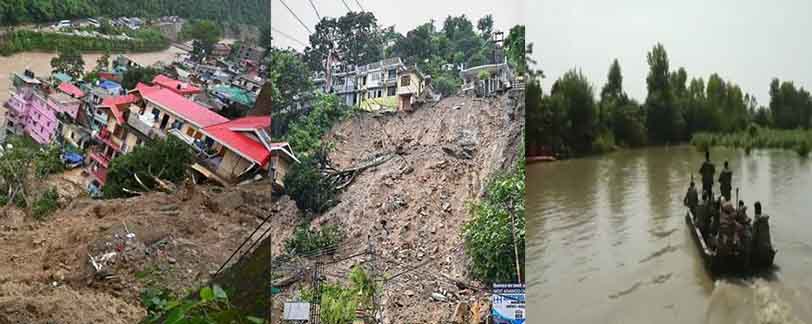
left=202, top=116, right=272, bottom=166
left=136, top=84, right=228, bottom=128
left=152, top=74, right=202, bottom=96
left=57, top=82, right=85, bottom=98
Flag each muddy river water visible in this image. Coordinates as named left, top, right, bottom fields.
left=0, top=48, right=183, bottom=103
left=527, top=146, right=812, bottom=324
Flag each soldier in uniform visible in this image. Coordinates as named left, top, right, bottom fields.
left=684, top=181, right=699, bottom=213
left=752, top=201, right=774, bottom=266
left=719, top=161, right=733, bottom=201
left=699, top=151, right=716, bottom=200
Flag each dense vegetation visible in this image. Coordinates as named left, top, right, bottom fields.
left=0, top=136, right=64, bottom=211
left=283, top=224, right=343, bottom=256
left=691, top=127, right=812, bottom=157
left=463, top=153, right=525, bottom=283
left=284, top=152, right=339, bottom=214
left=103, top=136, right=194, bottom=199
left=140, top=284, right=265, bottom=324
left=0, top=0, right=269, bottom=27
left=528, top=43, right=777, bottom=157
left=0, top=28, right=170, bottom=56
left=300, top=266, right=376, bottom=324
left=121, top=65, right=162, bottom=90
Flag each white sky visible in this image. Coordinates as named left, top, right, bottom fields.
left=271, top=0, right=523, bottom=52
left=531, top=0, right=812, bottom=105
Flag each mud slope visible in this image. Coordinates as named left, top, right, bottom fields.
left=314, top=92, right=523, bottom=323
left=0, top=181, right=285, bottom=324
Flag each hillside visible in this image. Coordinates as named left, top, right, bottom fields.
left=270, top=89, right=524, bottom=322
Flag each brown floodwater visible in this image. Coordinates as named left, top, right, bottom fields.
left=527, top=146, right=812, bottom=324
left=0, top=48, right=183, bottom=103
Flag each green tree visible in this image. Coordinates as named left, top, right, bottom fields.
left=268, top=48, right=314, bottom=137
left=121, top=66, right=161, bottom=90
left=103, top=137, right=194, bottom=199
left=304, top=11, right=383, bottom=71
left=182, top=20, right=222, bottom=60
left=550, top=69, right=597, bottom=155
left=284, top=153, right=338, bottom=214
left=463, top=165, right=525, bottom=283
left=644, top=43, right=681, bottom=143
left=50, top=46, right=85, bottom=79
left=477, top=14, right=494, bottom=39
left=505, top=25, right=531, bottom=74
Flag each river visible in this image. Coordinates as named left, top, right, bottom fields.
left=527, top=146, right=812, bottom=324
left=0, top=48, right=184, bottom=103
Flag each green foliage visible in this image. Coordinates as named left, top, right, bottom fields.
left=286, top=94, right=348, bottom=156
left=284, top=153, right=338, bottom=214
left=0, top=29, right=169, bottom=57
left=304, top=11, right=384, bottom=71
left=0, top=0, right=268, bottom=27
left=32, top=188, right=59, bottom=220
left=463, top=165, right=525, bottom=283
left=121, top=66, right=161, bottom=90
left=140, top=284, right=264, bottom=324
left=284, top=224, right=343, bottom=256
left=769, top=78, right=812, bottom=130
left=50, top=46, right=85, bottom=79
left=504, top=25, right=529, bottom=74
left=34, top=144, right=65, bottom=178
left=103, top=137, right=193, bottom=199
left=691, top=127, right=812, bottom=157
left=300, top=266, right=376, bottom=324
left=268, top=48, right=313, bottom=136
left=546, top=69, right=598, bottom=155
left=182, top=20, right=222, bottom=60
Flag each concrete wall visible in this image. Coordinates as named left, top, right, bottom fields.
left=216, top=149, right=252, bottom=182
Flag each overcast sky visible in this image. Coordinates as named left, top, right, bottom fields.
left=532, top=0, right=812, bottom=105
left=271, top=0, right=523, bottom=51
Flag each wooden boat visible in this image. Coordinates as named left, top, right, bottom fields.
left=685, top=201, right=776, bottom=275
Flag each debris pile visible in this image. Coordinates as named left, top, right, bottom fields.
left=272, top=93, right=523, bottom=323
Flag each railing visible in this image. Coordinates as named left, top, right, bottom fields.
left=89, top=151, right=112, bottom=168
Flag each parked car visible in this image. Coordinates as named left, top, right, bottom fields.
left=87, top=18, right=100, bottom=28
left=53, top=20, right=71, bottom=30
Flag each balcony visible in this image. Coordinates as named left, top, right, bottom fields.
left=95, top=129, right=122, bottom=152
left=89, top=151, right=112, bottom=168
left=127, top=112, right=157, bottom=137
left=87, top=164, right=108, bottom=185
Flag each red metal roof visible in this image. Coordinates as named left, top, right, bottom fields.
left=137, top=85, right=228, bottom=128
left=57, top=82, right=84, bottom=98
left=202, top=116, right=271, bottom=166
left=99, top=94, right=138, bottom=124
left=153, top=74, right=201, bottom=96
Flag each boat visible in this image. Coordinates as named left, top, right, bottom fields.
left=685, top=197, right=776, bottom=275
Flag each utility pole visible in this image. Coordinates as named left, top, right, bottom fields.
left=509, top=204, right=522, bottom=283
left=310, top=261, right=322, bottom=324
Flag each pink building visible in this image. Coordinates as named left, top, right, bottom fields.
left=5, top=73, right=83, bottom=144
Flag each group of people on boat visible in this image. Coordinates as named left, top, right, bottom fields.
left=683, top=151, right=775, bottom=268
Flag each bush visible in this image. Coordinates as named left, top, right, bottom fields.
left=103, top=137, right=194, bottom=199
left=32, top=188, right=59, bottom=220
left=35, top=145, right=65, bottom=178
left=286, top=94, right=348, bottom=156
left=140, top=284, right=265, bottom=324
left=300, top=266, right=376, bottom=324
left=0, top=30, right=170, bottom=56
left=284, top=224, right=343, bottom=256
left=284, top=153, right=338, bottom=214
left=463, top=166, right=525, bottom=283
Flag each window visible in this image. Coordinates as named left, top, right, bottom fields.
left=401, top=75, right=411, bottom=87
left=186, top=127, right=195, bottom=136
left=387, top=86, right=396, bottom=96
left=387, top=69, right=396, bottom=80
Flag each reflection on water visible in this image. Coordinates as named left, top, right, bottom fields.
left=527, top=146, right=812, bottom=323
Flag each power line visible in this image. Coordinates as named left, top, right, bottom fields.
left=278, top=0, right=313, bottom=34
left=307, top=0, right=321, bottom=20
left=339, top=0, right=353, bottom=12
left=271, top=26, right=307, bottom=47
left=353, top=0, right=365, bottom=12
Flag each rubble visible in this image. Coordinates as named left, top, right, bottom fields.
left=279, top=93, right=524, bottom=323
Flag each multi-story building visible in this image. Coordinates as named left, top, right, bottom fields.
left=194, top=116, right=297, bottom=188
left=234, top=43, right=266, bottom=63
left=4, top=72, right=83, bottom=145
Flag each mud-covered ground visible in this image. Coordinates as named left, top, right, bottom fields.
left=270, top=91, right=524, bottom=323
left=0, top=180, right=273, bottom=324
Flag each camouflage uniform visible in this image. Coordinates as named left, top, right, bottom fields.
left=700, top=161, right=715, bottom=199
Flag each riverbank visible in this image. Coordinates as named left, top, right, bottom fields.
left=0, top=29, right=169, bottom=56
left=691, top=128, right=812, bottom=157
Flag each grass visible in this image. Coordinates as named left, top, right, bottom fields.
left=690, top=126, right=812, bottom=157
